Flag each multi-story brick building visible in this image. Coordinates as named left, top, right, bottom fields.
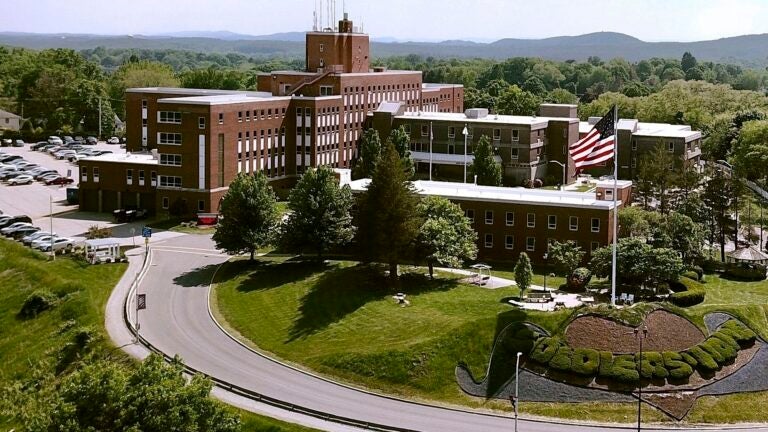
left=345, top=178, right=632, bottom=265
left=79, top=14, right=463, bottom=215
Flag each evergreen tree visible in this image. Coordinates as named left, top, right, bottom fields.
left=415, top=196, right=478, bottom=279
left=213, top=172, right=278, bottom=261
left=514, top=252, right=533, bottom=298
left=388, top=125, right=415, bottom=178
left=636, top=142, right=677, bottom=214
left=469, top=135, right=502, bottom=186
left=353, top=128, right=382, bottom=179
left=281, top=166, right=355, bottom=260
left=355, top=141, right=423, bottom=283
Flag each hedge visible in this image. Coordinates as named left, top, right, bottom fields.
left=636, top=351, right=668, bottom=379
left=548, top=345, right=573, bottom=371
left=663, top=351, right=694, bottom=380
left=725, top=262, right=767, bottom=280
left=668, top=277, right=706, bottom=307
left=606, top=354, right=640, bottom=383
left=684, top=346, right=719, bottom=371
left=571, top=348, right=600, bottom=376
left=719, top=320, right=757, bottom=346
left=501, top=324, right=539, bottom=356
left=530, top=337, right=560, bottom=364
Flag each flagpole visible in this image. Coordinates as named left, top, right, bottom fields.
left=463, top=123, right=468, bottom=183
left=611, top=105, right=619, bottom=307
left=429, top=121, right=433, bottom=181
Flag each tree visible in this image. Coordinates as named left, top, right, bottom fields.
left=547, top=240, right=585, bottom=277
left=546, top=88, right=578, bottom=104
left=664, top=212, right=705, bottom=265
left=109, top=60, right=179, bottom=116
left=353, top=128, right=382, bottom=179
left=681, top=52, right=698, bottom=73
left=702, top=166, right=741, bottom=261
left=618, top=206, right=651, bottom=238
left=281, top=166, right=355, bottom=261
left=495, top=84, right=540, bottom=116
left=415, top=196, right=478, bottom=279
left=388, top=125, right=415, bottom=178
left=731, top=120, right=768, bottom=181
left=5, top=354, right=239, bottom=432
left=636, top=143, right=677, bottom=214
left=514, top=252, right=533, bottom=298
left=355, top=141, right=423, bottom=283
left=469, top=135, right=502, bottom=186
left=213, top=172, right=278, bottom=261
left=590, top=238, right=683, bottom=289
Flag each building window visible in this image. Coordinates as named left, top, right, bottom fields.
left=465, top=209, right=475, bottom=222
left=81, top=167, right=88, bottom=182
left=198, top=200, right=205, bottom=212
left=158, top=133, right=182, bottom=145
left=238, top=111, right=243, bottom=122
left=605, top=189, right=613, bottom=200
left=142, top=118, right=148, bottom=127
left=421, top=125, right=429, bottom=136
left=198, top=116, right=206, bottom=129
left=511, top=148, right=519, bottom=160
left=505, top=235, right=514, bottom=250
left=485, top=210, right=493, bottom=224
left=512, top=129, right=519, bottom=142
left=548, top=215, right=557, bottom=230
left=569, top=216, right=578, bottom=231
left=591, top=241, right=600, bottom=252
left=320, top=85, right=333, bottom=96
left=159, top=175, right=182, bottom=188
left=319, top=43, right=324, bottom=53
left=162, top=197, right=169, bottom=209
left=151, top=171, right=157, bottom=187
left=403, top=124, right=411, bottom=134
left=158, top=111, right=182, bottom=124
left=141, top=99, right=147, bottom=108
left=631, top=157, right=637, bottom=168
left=632, top=139, right=637, bottom=150
left=218, top=112, right=224, bottom=124
left=668, top=142, right=674, bottom=152
left=296, top=107, right=303, bottom=116
left=139, top=170, right=145, bottom=185
left=506, top=212, right=514, bottom=226
left=160, top=154, right=182, bottom=166
left=448, top=127, right=455, bottom=138
left=526, top=237, right=535, bottom=251
left=591, top=218, right=600, bottom=233
left=493, top=129, right=501, bottom=140
left=126, top=169, right=133, bottom=185
left=527, top=213, right=535, bottom=228
left=93, top=167, right=99, bottom=183
left=484, top=233, right=493, bottom=248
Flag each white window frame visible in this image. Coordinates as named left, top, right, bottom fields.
left=162, top=197, right=169, bottom=209
left=484, top=233, right=493, bottom=248
left=493, top=128, right=501, bottom=141
left=512, top=129, right=519, bottom=142
left=93, top=167, right=99, bottom=183
left=591, top=241, right=600, bottom=252
left=160, top=154, right=182, bottom=166
left=569, top=216, right=578, bottom=231
left=526, top=236, right=535, bottom=251
left=81, top=167, right=88, bottom=182
left=485, top=210, right=493, bottom=225
left=448, top=127, right=455, bottom=138
left=159, top=175, right=182, bottom=188
left=591, top=218, right=600, bottom=233
left=505, top=212, right=514, bottom=226
left=465, top=209, right=475, bottom=223
left=158, top=132, right=182, bottom=145
left=505, top=235, right=514, bottom=250
left=157, top=111, right=182, bottom=124
left=198, top=116, right=206, bottom=129
left=668, top=142, right=674, bottom=152
left=527, top=213, right=535, bottom=228
left=126, top=169, right=133, bottom=185
left=320, top=85, right=334, bottom=96
left=511, top=148, right=519, bottom=160
left=548, top=215, right=557, bottom=230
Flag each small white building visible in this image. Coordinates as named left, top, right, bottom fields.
left=0, top=109, right=22, bottom=132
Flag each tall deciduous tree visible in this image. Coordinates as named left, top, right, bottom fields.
left=415, top=196, right=478, bottom=279
left=590, top=237, right=683, bottom=289
left=495, top=84, right=540, bottom=116
left=109, top=60, right=179, bottom=117
left=547, top=240, right=585, bottom=277
left=213, top=172, right=278, bottom=261
left=281, top=166, right=355, bottom=260
left=353, top=128, right=382, bottom=179
left=731, top=119, right=768, bottom=181
left=470, top=135, right=502, bottom=186
left=355, top=141, right=423, bottom=283
left=702, top=166, right=741, bottom=261
left=514, top=252, right=533, bottom=298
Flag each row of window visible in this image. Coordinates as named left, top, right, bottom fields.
left=158, top=132, right=182, bottom=145
left=417, top=125, right=528, bottom=142
left=482, top=234, right=601, bottom=252
left=160, top=154, right=182, bottom=166
left=161, top=197, right=206, bottom=212
left=159, top=175, right=182, bottom=188
left=466, top=209, right=601, bottom=232
left=237, top=108, right=287, bottom=123
left=157, top=111, right=206, bottom=129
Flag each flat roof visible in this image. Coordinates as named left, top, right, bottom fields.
left=346, top=179, right=616, bottom=210
left=411, top=151, right=503, bottom=166
left=422, top=83, right=463, bottom=90
left=158, top=93, right=289, bottom=106
left=127, top=87, right=268, bottom=97
left=396, top=111, right=577, bottom=129
left=81, top=152, right=158, bottom=165
left=580, top=120, right=701, bottom=141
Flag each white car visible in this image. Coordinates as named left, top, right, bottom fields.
left=31, top=235, right=57, bottom=250
left=22, top=231, right=55, bottom=245
left=54, top=150, right=76, bottom=159
left=48, top=136, right=63, bottom=145
left=37, top=236, right=75, bottom=252
left=107, top=137, right=120, bottom=144
left=1, top=222, right=32, bottom=235
left=8, top=174, right=33, bottom=185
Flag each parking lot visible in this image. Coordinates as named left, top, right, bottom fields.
left=0, top=141, right=180, bottom=245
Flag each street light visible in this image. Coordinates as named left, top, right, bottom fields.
left=634, top=326, right=649, bottom=432
left=462, top=124, right=469, bottom=183
left=542, top=253, right=548, bottom=291
left=514, top=351, right=522, bottom=432
left=548, top=159, right=567, bottom=190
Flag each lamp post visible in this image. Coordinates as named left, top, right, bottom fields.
left=514, top=351, right=522, bottom=432
left=634, top=326, right=649, bottom=432
left=543, top=253, right=548, bottom=291
left=49, top=195, right=55, bottom=261
left=462, top=124, right=469, bottom=183
left=548, top=159, right=567, bottom=190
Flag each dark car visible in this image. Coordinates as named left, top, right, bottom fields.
left=31, top=141, right=48, bottom=151
left=10, top=226, right=40, bottom=240
left=0, top=155, right=22, bottom=163
left=34, top=170, right=59, bottom=180
left=0, top=171, right=24, bottom=180
left=85, top=136, right=98, bottom=145
left=45, top=176, right=74, bottom=185
left=0, top=215, right=32, bottom=229
left=13, top=140, right=24, bottom=147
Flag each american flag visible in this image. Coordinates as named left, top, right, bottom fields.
left=569, top=106, right=616, bottom=171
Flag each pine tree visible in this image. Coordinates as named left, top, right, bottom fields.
left=514, top=252, right=533, bottom=298
left=470, top=135, right=502, bottom=186
left=213, top=172, right=278, bottom=261
left=353, top=128, right=382, bottom=179
left=388, top=125, right=415, bottom=179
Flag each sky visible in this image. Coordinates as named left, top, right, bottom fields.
left=5, top=0, right=768, bottom=42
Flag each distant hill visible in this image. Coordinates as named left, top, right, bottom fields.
left=2, top=30, right=768, bottom=66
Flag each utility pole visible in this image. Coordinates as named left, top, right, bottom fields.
left=50, top=195, right=55, bottom=261
left=98, top=97, right=102, bottom=140
left=635, top=326, right=649, bottom=432
left=513, top=352, right=522, bottom=432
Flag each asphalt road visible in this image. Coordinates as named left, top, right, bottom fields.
left=134, top=234, right=768, bottom=432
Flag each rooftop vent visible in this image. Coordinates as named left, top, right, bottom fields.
left=464, top=108, right=489, bottom=119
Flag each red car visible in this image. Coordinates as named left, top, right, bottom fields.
left=45, top=176, right=74, bottom=185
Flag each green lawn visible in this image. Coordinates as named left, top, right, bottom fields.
left=213, top=256, right=768, bottom=424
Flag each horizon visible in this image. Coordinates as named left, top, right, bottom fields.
left=4, top=0, right=768, bottom=44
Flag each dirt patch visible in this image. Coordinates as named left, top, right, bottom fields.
left=642, top=392, right=697, bottom=420
left=565, top=310, right=705, bottom=353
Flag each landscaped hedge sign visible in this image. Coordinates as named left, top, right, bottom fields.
left=524, top=320, right=756, bottom=383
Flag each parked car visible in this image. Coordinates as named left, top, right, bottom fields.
left=47, top=136, right=63, bottom=145
left=22, top=231, right=55, bottom=245
left=85, top=136, right=98, bottom=145
left=1, top=139, right=11, bottom=147
left=31, top=235, right=58, bottom=250
left=54, top=150, right=76, bottom=159
left=63, top=136, right=74, bottom=143
left=9, top=226, right=40, bottom=239
left=8, top=174, right=34, bottom=185
left=38, top=237, right=75, bottom=252
left=0, top=154, right=22, bottom=163
left=107, top=136, right=120, bottom=144
left=45, top=176, right=74, bottom=185
left=38, top=173, right=60, bottom=183
left=13, top=139, right=24, bottom=147
left=75, top=135, right=84, bottom=142
left=0, top=171, right=24, bottom=180
left=34, top=171, right=59, bottom=180
left=30, top=141, right=48, bottom=151
left=1, top=222, right=33, bottom=235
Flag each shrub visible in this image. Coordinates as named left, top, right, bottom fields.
left=608, top=354, right=639, bottom=383
left=679, top=351, right=698, bottom=368
left=567, top=267, right=592, bottom=292
left=725, top=262, right=767, bottom=280
left=700, top=336, right=737, bottom=364
left=20, top=290, right=59, bottom=318
left=571, top=348, right=600, bottom=376
left=597, top=351, right=615, bottom=378
left=663, top=351, right=694, bottom=381
left=712, top=331, right=740, bottom=352
left=86, top=225, right=112, bottom=239
left=635, top=351, right=668, bottom=379
left=688, top=265, right=704, bottom=281
left=668, top=277, right=705, bottom=307
left=719, top=320, right=757, bottom=347
left=685, top=346, right=719, bottom=371
left=501, top=324, right=538, bottom=356
left=530, top=337, right=560, bottom=364
left=702, top=259, right=726, bottom=273
left=548, top=345, right=573, bottom=371
left=681, top=270, right=700, bottom=281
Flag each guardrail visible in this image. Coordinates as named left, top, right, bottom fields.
left=121, top=247, right=418, bottom=432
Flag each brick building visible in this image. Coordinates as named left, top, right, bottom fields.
left=345, top=178, right=633, bottom=265
left=79, top=14, right=463, bottom=215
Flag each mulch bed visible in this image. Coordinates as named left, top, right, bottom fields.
left=565, top=310, right=705, bottom=353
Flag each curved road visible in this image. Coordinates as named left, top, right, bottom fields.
left=123, top=234, right=767, bottom=432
